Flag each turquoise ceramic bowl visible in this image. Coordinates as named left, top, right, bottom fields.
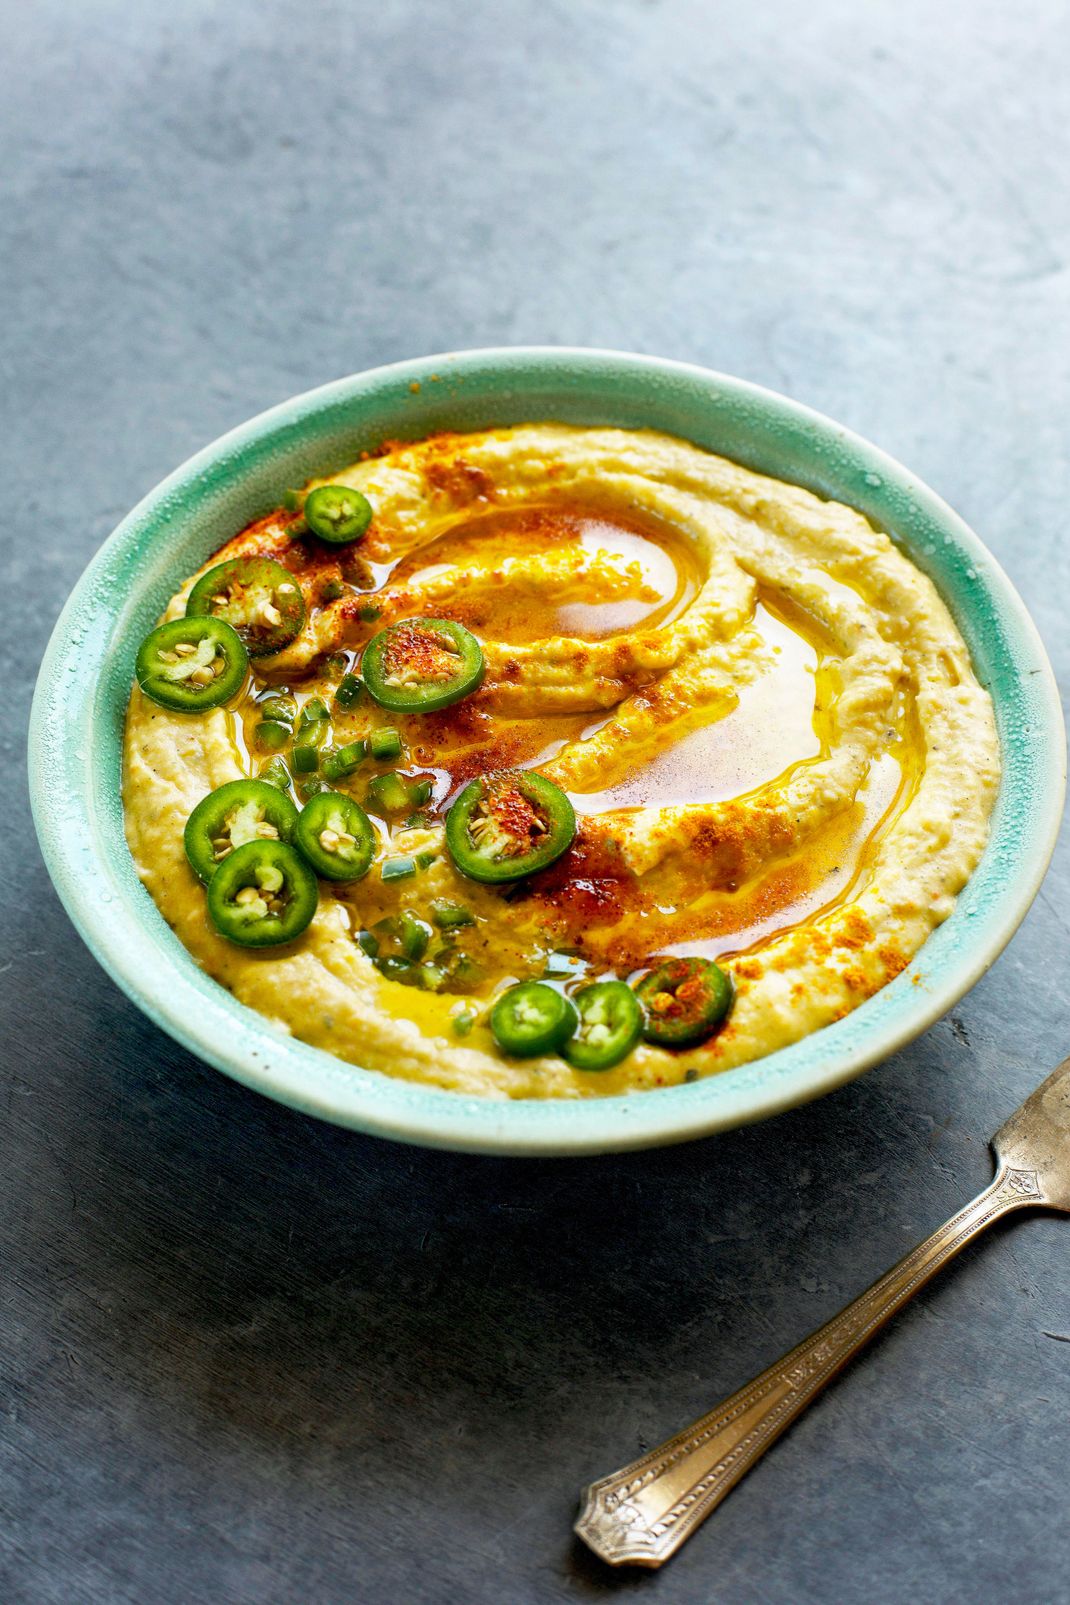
left=29, top=349, right=1065, bottom=1154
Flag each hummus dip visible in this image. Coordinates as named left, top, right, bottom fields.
left=123, top=425, right=1000, bottom=1098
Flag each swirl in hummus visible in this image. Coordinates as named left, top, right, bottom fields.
left=123, top=425, right=1000, bottom=1097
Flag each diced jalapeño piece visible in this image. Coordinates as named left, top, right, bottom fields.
left=431, top=901, right=474, bottom=929
left=334, top=673, right=364, bottom=711
left=297, top=775, right=332, bottom=802
left=298, top=696, right=330, bottom=725
left=253, top=720, right=289, bottom=752
left=398, top=912, right=432, bottom=961
left=367, top=726, right=402, bottom=761
left=321, top=741, right=366, bottom=781
left=259, top=692, right=297, bottom=724
left=258, top=757, right=292, bottom=792
left=377, top=955, right=417, bottom=983
left=292, top=717, right=329, bottom=772
left=365, top=771, right=415, bottom=815
left=381, top=855, right=417, bottom=882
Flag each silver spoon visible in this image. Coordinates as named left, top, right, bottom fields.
left=575, top=1054, right=1070, bottom=1568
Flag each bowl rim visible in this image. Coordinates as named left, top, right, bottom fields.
left=29, top=346, right=1066, bottom=1154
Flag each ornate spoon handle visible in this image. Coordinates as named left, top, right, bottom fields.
left=575, top=1161, right=1046, bottom=1568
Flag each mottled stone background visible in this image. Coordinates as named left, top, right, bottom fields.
left=4, top=2, right=1069, bottom=1601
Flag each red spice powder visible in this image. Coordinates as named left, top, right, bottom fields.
left=526, top=826, right=639, bottom=927
left=479, top=775, right=546, bottom=856
left=381, top=621, right=459, bottom=684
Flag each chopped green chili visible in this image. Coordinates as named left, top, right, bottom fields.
left=367, top=726, right=403, bottom=761
left=298, top=697, right=330, bottom=725
left=253, top=719, right=290, bottom=753
left=334, top=673, right=365, bottom=711
left=366, top=771, right=415, bottom=815
left=398, top=912, right=432, bottom=961
left=259, top=692, right=297, bottom=724
left=431, top=947, right=484, bottom=986
left=321, top=740, right=366, bottom=781
left=381, top=855, right=417, bottom=882
left=292, top=717, right=329, bottom=772
left=297, top=775, right=332, bottom=802
left=431, top=901, right=474, bottom=929
left=257, top=756, right=292, bottom=792
left=377, top=955, right=417, bottom=983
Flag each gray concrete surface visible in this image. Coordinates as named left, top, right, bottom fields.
left=4, top=2, right=1070, bottom=1601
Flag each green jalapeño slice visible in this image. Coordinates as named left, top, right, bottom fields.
left=489, top=981, right=578, bottom=1058
left=635, top=956, right=733, bottom=1048
left=295, top=792, right=376, bottom=882
left=184, top=778, right=299, bottom=883
left=186, top=556, right=305, bottom=656
left=445, top=771, right=575, bottom=883
left=135, top=617, right=247, bottom=712
left=562, top=981, right=644, bottom=1071
left=361, top=618, right=484, bottom=714
left=303, top=484, right=373, bottom=545
left=206, top=839, right=318, bottom=948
